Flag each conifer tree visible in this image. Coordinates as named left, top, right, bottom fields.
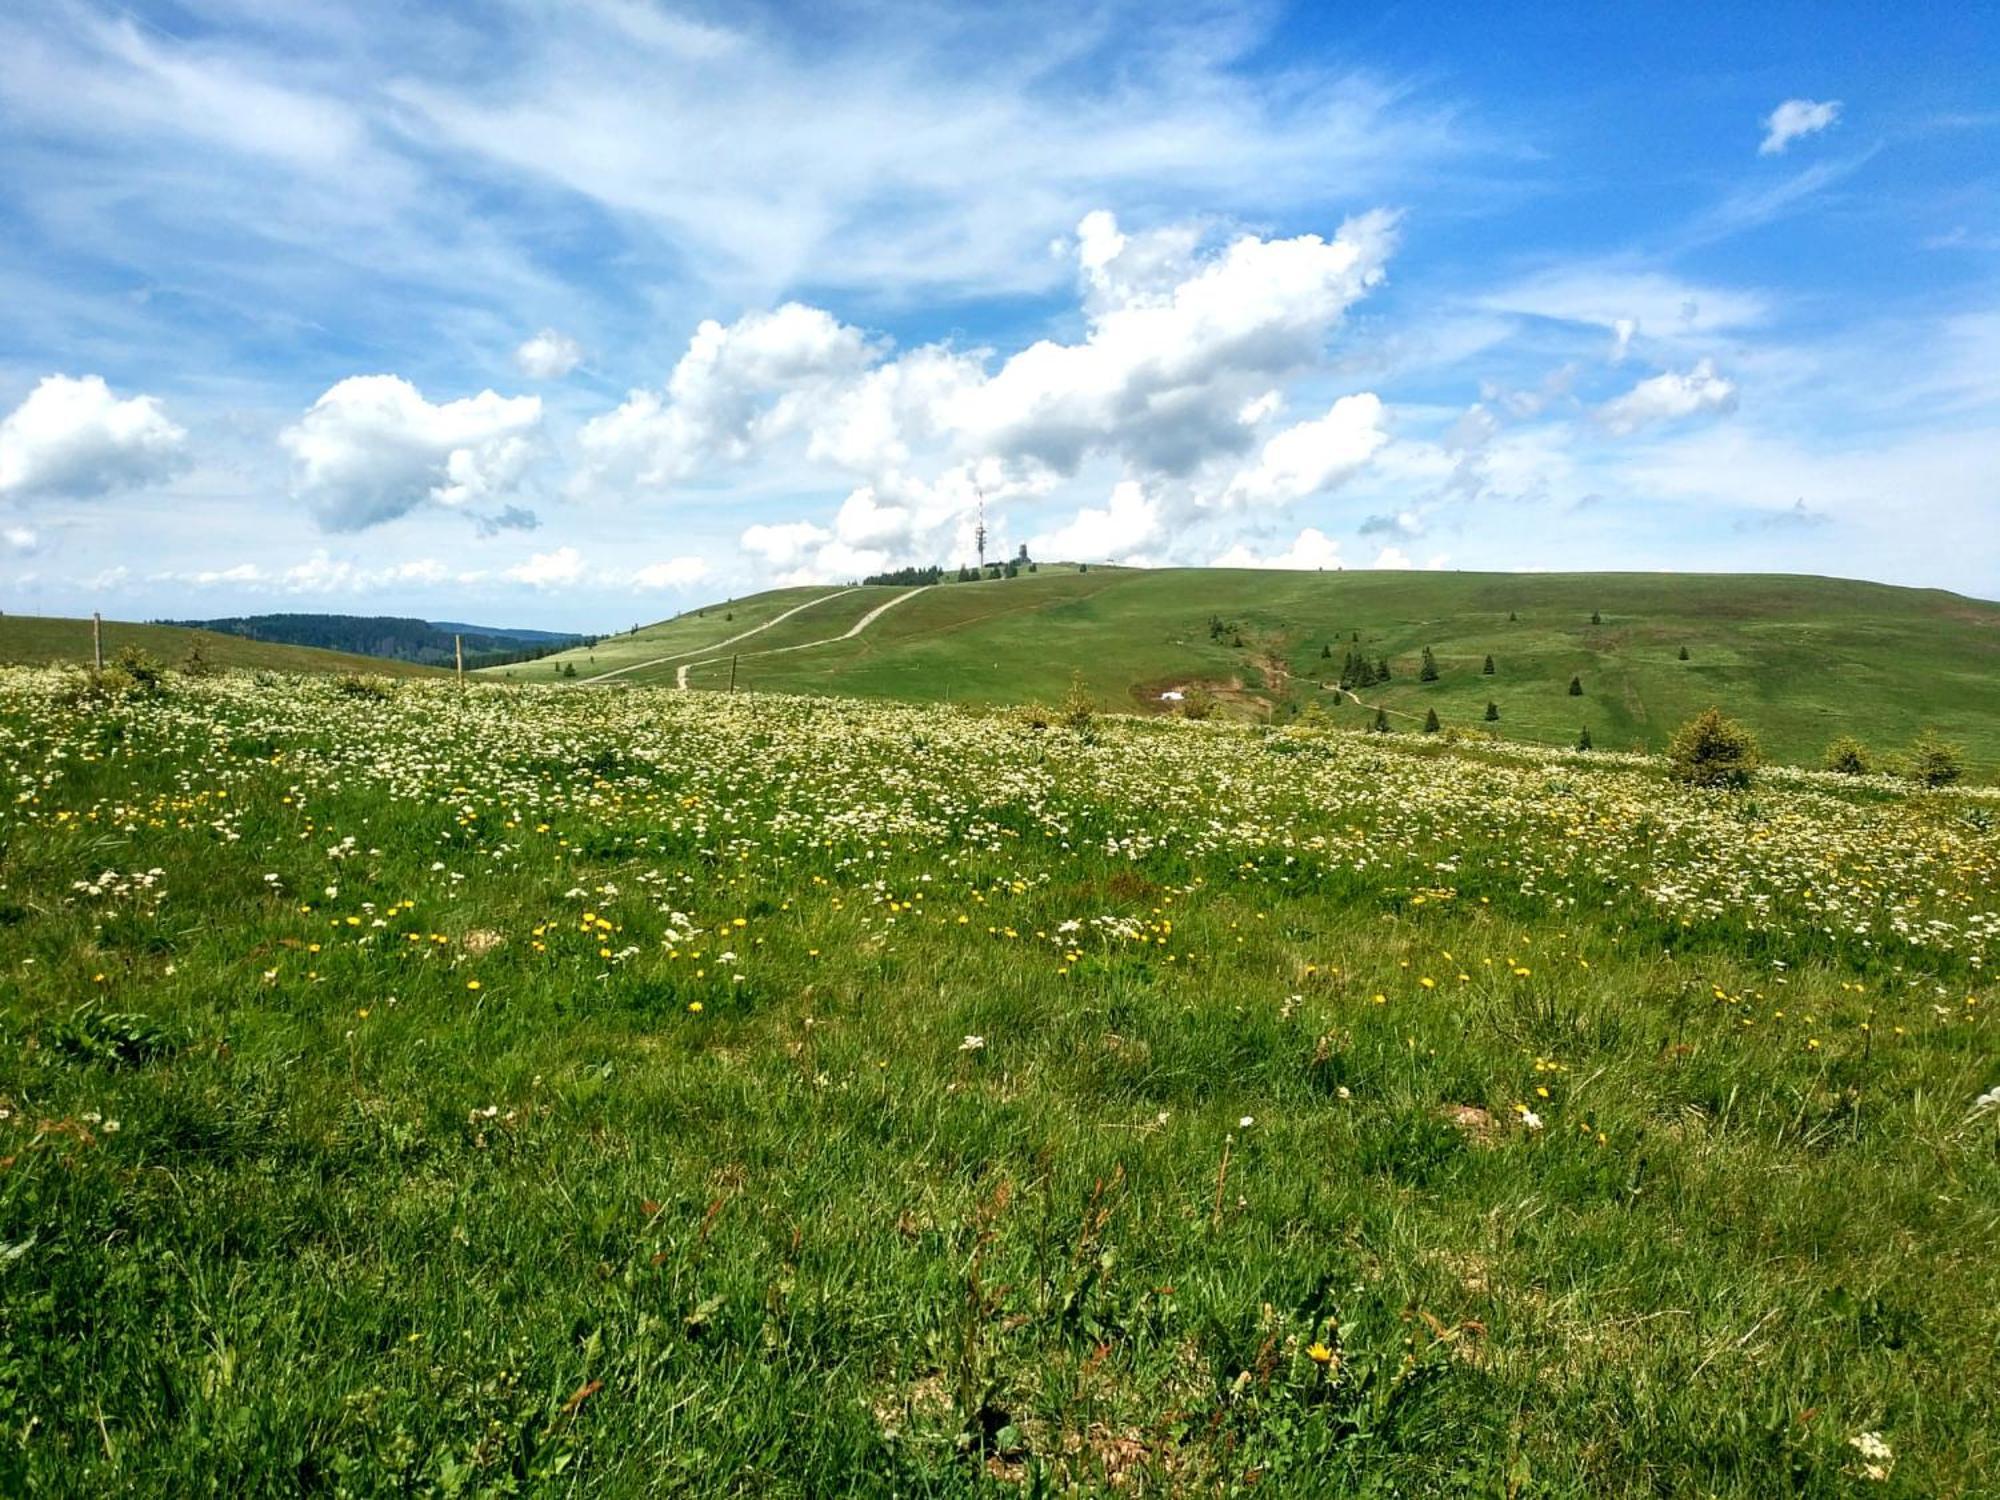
left=1321, top=642, right=1332, bottom=659
left=1590, top=609, right=1602, bottom=625
left=1376, top=657, right=1391, bottom=681
left=1576, top=725, right=1593, bottom=751
left=1419, top=647, right=1439, bottom=683
left=1678, top=645, right=1690, bottom=661
left=1423, top=708, right=1441, bottom=733
left=1482, top=654, right=1495, bottom=674
left=1485, top=701, right=1499, bottom=722
left=1373, top=707, right=1390, bottom=733
left=1568, top=675, right=1583, bottom=696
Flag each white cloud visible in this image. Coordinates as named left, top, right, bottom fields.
left=1213, top=526, right=1345, bottom=570
left=740, top=520, right=831, bottom=570
left=1759, top=98, right=1840, bottom=156
left=577, top=304, right=878, bottom=492
left=282, top=375, right=542, bottom=531
left=1028, top=481, right=1161, bottom=563
left=504, top=546, right=586, bottom=588
left=514, top=329, right=585, bottom=379
left=949, top=210, right=1397, bottom=479
left=1480, top=268, right=1766, bottom=342
left=0, top=375, right=188, bottom=502
left=631, top=556, right=710, bottom=590
left=1598, top=359, right=1738, bottom=435
left=3, top=526, right=38, bottom=554
left=1217, top=394, right=1385, bottom=508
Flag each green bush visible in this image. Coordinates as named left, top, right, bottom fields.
left=1822, top=735, right=1872, bottom=775
left=1666, top=707, right=1760, bottom=789
left=1899, top=730, right=1963, bottom=788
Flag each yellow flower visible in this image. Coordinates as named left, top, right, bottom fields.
left=1306, top=1341, right=1335, bottom=1366
left=688, top=1001, right=703, bottom=1013
left=466, top=980, right=481, bottom=991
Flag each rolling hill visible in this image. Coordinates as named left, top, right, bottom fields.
left=484, top=567, right=2000, bottom=773
left=0, top=613, right=449, bottom=678
left=163, top=613, right=587, bottom=666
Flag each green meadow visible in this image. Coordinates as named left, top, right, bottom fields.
left=1, top=668, right=1995, bottom=1495
left=492, top=569, right=2000, bottom=776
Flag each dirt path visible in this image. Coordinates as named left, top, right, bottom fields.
left=577, top=589, right=857, bottom=685
left=678, top=585, right=932, bottom=690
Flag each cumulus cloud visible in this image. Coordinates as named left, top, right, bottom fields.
left=578, top=303, right=878, bottom=491
left=283, top=375, right=542, bottom=531
left=1598, top=359, right=1738, bottom=435
left=504, top=545, right=585, bottom=587
left=1028, top=481, right=1162, bottom=563
left=614, top=209, right=1396, bottom=584
left=1759, top=98, right=1840, bottom=156
left=4, top=526, right=38, bottom=554
left=0, top=374, right=188, bottom=502
left=1216, top=394, right=1385, bottom=508
left=1212, top=526, right=1344, bottom=570
left=740, top=520, right=832, bottom=570
left=631, top=556, right=710, bottom=589
left=156, top=552, right=457, bottom=594
left=513, top=329, right=585, bottom=379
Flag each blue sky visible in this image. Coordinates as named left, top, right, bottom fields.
left=0, top=0, right=1994, bottom=630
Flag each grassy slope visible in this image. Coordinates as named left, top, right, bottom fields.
left=475, top=586, right=841, bottom=682
left=0, top=614, right=446, bottom=678
left=675, top=569, right=2000, bottom=772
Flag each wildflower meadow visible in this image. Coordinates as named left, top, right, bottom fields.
left=1, top=669, right=1995, bottom=1495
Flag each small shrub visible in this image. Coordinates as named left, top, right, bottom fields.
left=1666, top=707, right=1761, bottom=789
left=1678, top=645, right=1691, bottom=662
left=180, top=638, right=221, bottom=678
left=1482, top=654, right=1494, bottom=675
left=1900, top=730, right=1963, bottom=788
left=1372, top=708, right=1391, bottom=734
left=1822, top=736, right=1872, bottom=776
left=333, top=673, right=392, bottom=701
left=1422, top=708, right=1440, bottom=734
left=1057, top=673, right=1096, bottom=734
left=1177, top=685, right=1217, bottom=721
left=1575, top=725, right=1593, bottom=751
left=1419, top=647, right=1439, bottom=683
left=114, top=646, right=164, bottom=691
left=1568, top=675, right=1583, bottom=696
left=1484, top=701, right=1499, bottom=722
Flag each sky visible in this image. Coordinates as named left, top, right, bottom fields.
left=0, top=0, right=1995, bottom=631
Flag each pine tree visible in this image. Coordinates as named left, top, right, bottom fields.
left=1590, top=610, right=1602, bottom=625
left=1423, top=708, right=1441, bottom=733
left=1376, top=657, right=1390, bottom=681
left=1321, top=642, right=1332, bottom=659
left=1484, top=701, right=1499, bottom=722
left=1678, top=645, right=1690, bottom=661
left=1373, top=707, right=1390, bottom=733
left=1419, top=646, right=1439, bottom=683
left=1482, top=654, right=1495, bottom=675
left=1508, top=610, right=1517, bottom=622
left=1576, top=725, right=1593, bottom=751
left=1568, top=675, right=1583, bottom=696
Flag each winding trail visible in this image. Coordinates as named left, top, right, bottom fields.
left=677, top=585, right=932, bottom=690
left=576, top=589, right=857, bottom=685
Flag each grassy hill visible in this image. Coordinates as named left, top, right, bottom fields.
left=495, top=569, right=2000, bottom=775
left=0, top=613, right=448, bottom=678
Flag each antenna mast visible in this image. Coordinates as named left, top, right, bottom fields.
left=975, top=489, right=988, bottom=571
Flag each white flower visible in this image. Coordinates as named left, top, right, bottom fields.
left=1849, top=1431, right=1893, bottom=1481
left=958, top=1035, right=986, bottom=1052
left=1336, top=1086, right=1352, bottom=1100
left=1968, top=1085, right=2000, bottom=1121
left=1238, top=1115, right=1255, bottom=1129
left=1517, top=1107, right=1545, bottom=1131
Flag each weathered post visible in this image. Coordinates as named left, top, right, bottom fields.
left=93, top=612, right=103, bottom=673
left=728, top=654, right=739, bottom=692
left=455, top=633, right=464, bottom=683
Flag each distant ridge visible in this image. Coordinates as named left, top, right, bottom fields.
left=163, top=613, right=589, bottom=667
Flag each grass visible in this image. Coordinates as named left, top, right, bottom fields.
left=0, top=666, right=1995, bottom=1495
left=549, top=568, right=2000, bottom=775
left=0, top=614, right=448, bottom=679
